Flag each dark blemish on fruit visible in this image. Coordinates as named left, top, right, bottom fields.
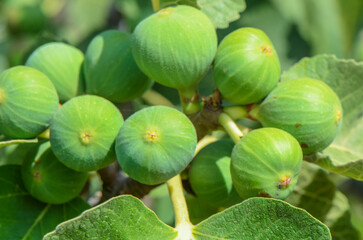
left=300, top=143, right=309, bottom=148
left=295, top=123, right=302, bottom=128
left=273, top=96, right=277, bottom=99
left=34, top=171, right=41, bottom=180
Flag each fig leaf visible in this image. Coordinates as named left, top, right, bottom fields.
left=193, top=197, right=331, bottom=239
left=0, top=165, right=90, bottom=240
left=157, top=0, right=246, bottom=29
left=43, top=195, right=177, bottom=240
left=282, top=55, right=363, bottom=180
left=286, top=162, right=360, bottom=240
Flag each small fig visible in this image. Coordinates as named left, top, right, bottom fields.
left=189, top=139, right=242, bottom=208
left=115, top=106, right=197, bottom=185
left=21, top=141, right=88, bottom=204
left=214, top=27, right=281, bottom=105
left=231, top=128, right=302, bottom=200
left=84, top=30, right=152, bottom=102
left=0, top=66, right=59, bottom=139
left=252, top=78, right=343, bottom=155
left=50, top=95, right=123, bottom=172
left=26, top=42, right=84, bottom=102
left=132, top=5, right=217, bottom=91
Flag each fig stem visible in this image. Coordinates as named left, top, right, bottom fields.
left=167, top=174, right=194, bottom=238
left=141, top=89, right=175, bottom=108
left=194, top=135, right=218, bottom=156
left=178, top=88, right=201, bottom=115
left=37, top=128, right=50, bottom=139
left=151, top=0, right=160, bottom=11
left=223, top=106, right=248, bottom=120
left=219, top=112, right=244, bottom=144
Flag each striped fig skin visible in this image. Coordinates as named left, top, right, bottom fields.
left=26, top=42, right=84, bottom=102
left=21, top=141, right=88, bottom=204
left=84, top=30, right=152, bottom=102
left=231, top=128, right=302, bottom=200
left=50, top=95, right=123, bottom=172
left=189, top=139, right=242, bottom=208
left=255, top=78, right=343, bottom=155
left=132, top=5, right=217, bottom=90
left=0, top=66, right=59, bottom=138
left=214, top=28, right=281, bottom=105
left=115, top=106, right=197, bottom=185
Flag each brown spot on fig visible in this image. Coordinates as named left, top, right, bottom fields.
left=258, top=192, right=272, bottom=198
left=33, top=170, right=41, bottom=180
left=300, top=143, right=309, bottom=148
left=295, top=123, right=302, bottom=128
left=272, top=96, right=277, bottom=99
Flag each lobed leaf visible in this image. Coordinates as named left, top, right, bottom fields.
left=282, top=55, right=363, bottom=180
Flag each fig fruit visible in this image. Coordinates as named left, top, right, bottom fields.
left=132, top=5, right=217, bottom=92
left=252, top=78, right=343, bottom=155
left=84, top=30, right=152, bottom=102
left=189, top=139, right=242, bottom=208
left=0, top=66, right=59, bottom=139
left=21, top=141, right=88, bottom=204
left=50, top=95, right=123, bottom=172
left=231, top=128, right=302, bottom=200
left=26, top=42, right=84, bottom=102
left=214, top=27, right=281, bottom=105
left=115, top=106, right=197, bottom=185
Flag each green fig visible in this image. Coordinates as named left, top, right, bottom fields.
left=21, top=141, right=88, bottom=204
left=214, top=27, right=281, bottom=105
left=132, top=5, right=217, bottom=94
left=115, top=106, right=197, bottom=185
left=0, top=66, right=59, bottom=139
left=189, top=139, right=242, bottom=208
left=26, top=42, right=84, bottom=102
left=84, top=30, right=152, bottom=102
left=252, top=78, right=343, bottom=155
left=50, top=95, right=123, bottom=172
left=231, top=128, right=302, bottom=200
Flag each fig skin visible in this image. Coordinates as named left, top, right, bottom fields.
left=253, top=77, right=343, bottom=155
left=26, top=42, right=84, bottom=102
left=214, top=27, right=281, bottom=105
left=115, top=106, right=197, bottom=185
left=0, top=66, right=59, bottom=139
left=189, top=139, right=242, bottom=208
left=231, top=128, right=302, bottom=200
left=21, top=141, right=88, bottom=204
left=50, top=95, right=123, bottom=172
left=132, top=5, right=217, bottom=91
left=84, top=30, right=152, bottom=102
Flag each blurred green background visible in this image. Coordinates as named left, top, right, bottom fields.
left=0, top=0, right=362, bottom=237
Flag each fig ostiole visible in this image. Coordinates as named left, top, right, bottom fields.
left=252, top=77, right=343, bottom=155
left=132, top=5, right=217, bottom=91
left=189, top=139, right=242, bottom=208
left=50, top=95, right=123, bottom=172
left=0, top=66, right=59, bottom=139
left=115, top=106, right=197, bottom=185
left=26, top=42, right=84, bottom=102
left=84, top=30, right=152, bottom=103
left=230, top=128, right=302, bottom=200
left=214, top=27, right=281, bottom=105
left=21, top=141, right=88, bottom=204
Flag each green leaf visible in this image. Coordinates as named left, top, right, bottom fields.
left=193, top=197, right=331, bottom=239
left=0, top=165, right=90, bottom=240
left=159, top=0, right=198, bottom=9
left=281, top=55, right=363, bottom=180
left=43, top=195, right=177, bottom=239
left=286, top=162, right=360, bottom=240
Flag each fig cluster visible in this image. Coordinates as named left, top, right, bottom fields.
left=0, top=4, right=343, bottom=209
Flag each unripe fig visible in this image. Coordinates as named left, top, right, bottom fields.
left=84, top=30, right=152, bottom=102
left=189, top=139, right=242, bottom=208
left=214, top=27, right=281, bottom=105
left=21, top=141, right=88, bottom=204
left=252, top=78, right=343, bottom=155
left=50, top=95, right=123, bottom=172
left=26, top=42, right=84, bottom=102
left=231, top=128, right=302, bottom=200
left=115, top=106, right=197, bottom=185
left=132, top=5, right=217, bottom=91
left=0, top=66, right=59, bottom=138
